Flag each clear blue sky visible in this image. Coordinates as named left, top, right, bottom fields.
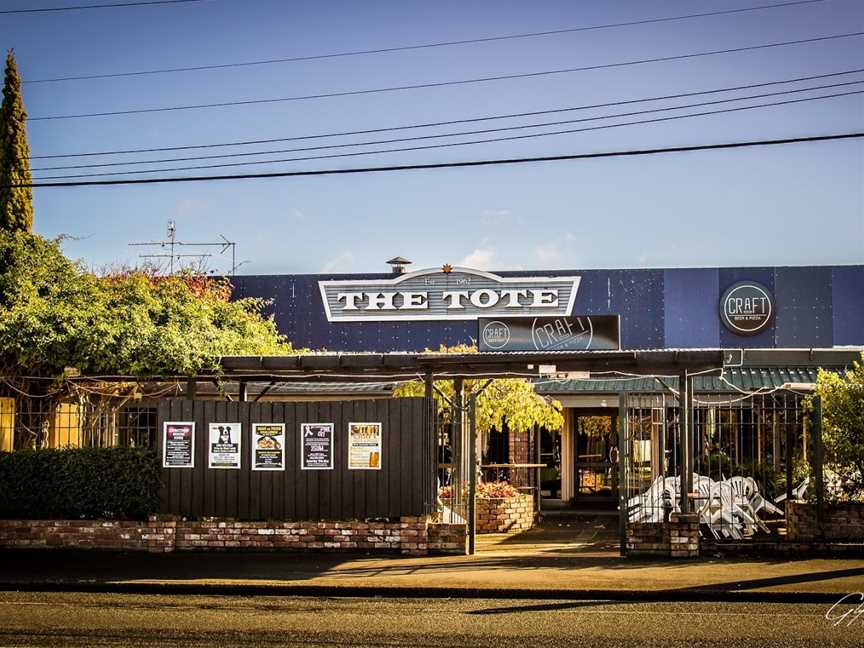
left=1, top=0, right=862, bottom=274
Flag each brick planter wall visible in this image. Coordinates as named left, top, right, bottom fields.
left=626, top=513, right=699, bottom=558
left=427, top=523, right=467, bottom=554
left=787, top=501, right=864, bottom=542
left=477, top=494, right=535, bottom=533
left=0, top=516, right=430, bottom=555
left=439, top=494, right=535, bottom=534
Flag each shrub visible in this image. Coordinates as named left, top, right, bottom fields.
left=0, top=447, right=161, bottom=520
left=0, top=232, right=293, bottom=376
left=808, top=356, right=864, bottom=501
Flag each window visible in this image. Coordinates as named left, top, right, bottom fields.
left=0, top=397, right=14, bottom=452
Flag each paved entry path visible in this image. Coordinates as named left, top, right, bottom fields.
left=477, top=514, right=620, bottom=553
left=1, top=516, right=862, bottom=601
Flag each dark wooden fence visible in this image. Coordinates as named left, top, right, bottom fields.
left=157, top=397, right=435, bottom=520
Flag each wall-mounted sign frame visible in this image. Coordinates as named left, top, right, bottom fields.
left=208, top=422, right=242, bottom=469
left=348, top=422, right=382, bottom=470
left=478, top=315, right=620, bottom=352
left=251, top=423, right=285, bottom=471
left=301, top=423, right=334, bottom=470
left=163, top=421, right=195, bottom=468
left=720, top=281, right=775, bottom=336
left=319, top=266, right=580, bottom=322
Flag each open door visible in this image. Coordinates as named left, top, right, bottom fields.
left=572, top=410, right=619, bottom=506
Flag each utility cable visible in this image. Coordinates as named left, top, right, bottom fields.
left=1, top=0, right=204, bottom=14
left=31, top=79, right=864, bottom=172
left=29, top=67, right=864, bottom=160
left=22, top=0, right=823, bottom=83
left=12, top=131, right=864, bottom=189
left=31, top=89, right=864, bottom=179
left=28, top=30, right=864, bottom=121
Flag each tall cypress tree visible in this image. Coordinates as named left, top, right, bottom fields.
left=0, top=50, right=33, bottom=233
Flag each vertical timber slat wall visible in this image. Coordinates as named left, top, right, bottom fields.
left=157, top=398, right=434, bottom=520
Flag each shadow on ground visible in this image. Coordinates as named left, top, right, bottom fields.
left=1, top=514, right=862, bottom=597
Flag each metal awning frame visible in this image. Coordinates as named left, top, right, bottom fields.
left=211, top=349, right=726, bottom=383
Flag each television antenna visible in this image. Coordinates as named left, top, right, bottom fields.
left=128, top=222, right=240, bottom=275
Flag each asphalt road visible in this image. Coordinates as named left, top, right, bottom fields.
left=0, top=591, right=861, bottom=647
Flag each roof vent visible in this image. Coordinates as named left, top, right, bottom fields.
left=386, top=256, right=412, bottom=274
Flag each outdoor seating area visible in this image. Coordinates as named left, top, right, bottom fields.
left=628, top=473, right=808, bottom=540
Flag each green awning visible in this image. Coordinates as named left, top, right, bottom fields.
left=534, top=366, right=833, bottom=395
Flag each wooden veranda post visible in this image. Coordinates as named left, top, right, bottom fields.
left=425, top=370, right=435, bottom=515
left=785, top=414, right=795, bottom=503
left=811, top=395, right=825, bottom=534
left=618, top=391, right=628, bottom=557
left=468, top=393, right=478, bottom=555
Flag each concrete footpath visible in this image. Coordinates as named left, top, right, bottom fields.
left=1, top=523, right=863, bottom=603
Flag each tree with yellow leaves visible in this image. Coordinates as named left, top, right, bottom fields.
left=393, top=344, right=564, bottom=435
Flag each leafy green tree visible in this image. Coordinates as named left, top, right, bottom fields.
left=393, top=344, right=564, bottom=435
left=0, top=232, right=292, bottom=376
left=809, top=354, right=864, bottom=501
left=0, top=50, right=33, bottom=233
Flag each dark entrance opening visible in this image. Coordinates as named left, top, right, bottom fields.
left=539, top=426, right=561, bottom=501
left=573, top=410, right=619, bottom=507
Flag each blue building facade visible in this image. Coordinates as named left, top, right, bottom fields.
left=230, top=264, right=863, bottom=507
left=230, top=265, right=864, bottom=352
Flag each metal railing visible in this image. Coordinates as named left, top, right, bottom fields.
left=623, top=390, right=809, bottom=542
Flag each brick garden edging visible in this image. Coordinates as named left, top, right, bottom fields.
left=787, top=500, right=864, bottom=542
left=626, top=513, right=700, bottom=558
left=0, top=516, right=433, bottom=556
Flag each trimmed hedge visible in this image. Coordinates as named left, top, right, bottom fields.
left=0, top=448, right=161, bottom=520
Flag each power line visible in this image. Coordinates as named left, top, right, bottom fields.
left=22, top=0, right=823, bottom=83
left=28, top=30, right=864, bottom=122
left=29, top=67, right=864, bottom=160
left=31, top=80, right=864, bottom=172
left=0, top=0, right=205, bottom=14
left=13, top=132, right=864, bottom=189
left=31, top=89, right=864, bottom=179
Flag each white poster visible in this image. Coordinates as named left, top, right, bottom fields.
left=251, top=423, right=285, bottom=471
left=348, top=422, right=382, bottom=470
left=208, top=422, right=242, bottom=469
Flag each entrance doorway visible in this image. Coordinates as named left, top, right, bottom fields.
left=573, top=411, right=619, bottom=506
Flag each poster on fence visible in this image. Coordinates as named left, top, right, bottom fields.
left=301, top=423, right=333, bottom=470
left=163, top=421, right=195, bottom=468
left=252, top=423, right=285, bottom=471
left=348, top=422, right=382, bottom=470
left=208, top=422, right=242, bottom=469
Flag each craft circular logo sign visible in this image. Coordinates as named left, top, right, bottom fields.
left=481, top=320, right=511, bottom=350
left=720, top=281, right=774, bottom=336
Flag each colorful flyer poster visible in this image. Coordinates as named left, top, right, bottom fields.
left=163, top=421, right=195, bottom=468
left=252, top=423, right=285, bottom=471
left=208, top=422, right=241, bottom=469
left=301, top=423, right=333, bottom=470
left=348, top=422, right=382, bottom=470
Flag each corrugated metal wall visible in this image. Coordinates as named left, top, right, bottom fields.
left=157, top=398, right=435, bottom=520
